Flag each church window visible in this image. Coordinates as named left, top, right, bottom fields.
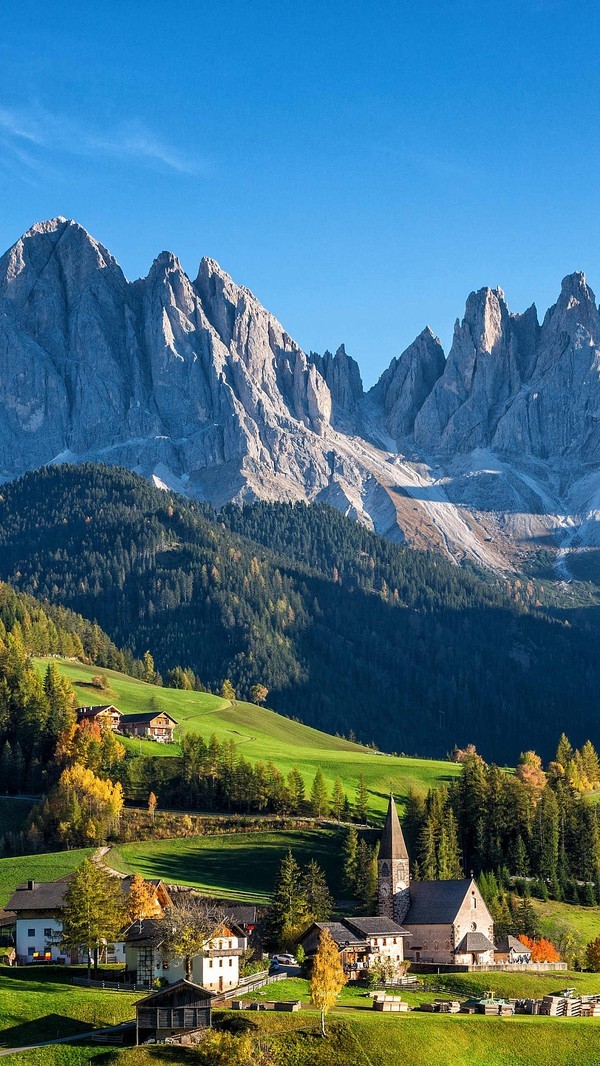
left=445, top=940, right=451, bottom=950
left=471, top=922, right=477, bottom=931
left=434, top=941, right=439, bottom=951
left=471, top=894, right=477, bottom=909
left=423, top=940, right=429, bottom=949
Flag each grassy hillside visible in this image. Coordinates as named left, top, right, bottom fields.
left=107, top=828, right=359, bottom=904
left=35, top=657, right=460, bottom=821
left=0, top=850, right=93, bottom=908
left=0, top=966, right=136, bottom=1054
left=534, top=898, right=600, bottom=944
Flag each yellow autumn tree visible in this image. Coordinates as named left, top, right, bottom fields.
left=310, top=928, right=347, bottom=1036
left=51, top=762, right=123, bottom=846
left=125, top=875, right=162, bottom=924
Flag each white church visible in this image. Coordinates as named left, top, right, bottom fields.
left=378, top=794, right=495, bottom=968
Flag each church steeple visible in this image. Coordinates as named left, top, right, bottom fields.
left=378, top=793, right=411, bottom=923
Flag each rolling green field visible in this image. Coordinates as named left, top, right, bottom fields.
left=107, top=828, right=358, bottom=903
left=427, top=968, right=600, bottom=1000
left=35, top=658, right=461, bottom=821
left=0, top=850, right=93, bottom=908
left=534, top=898, right=600, bottom=943
left=3, top=970, right=600, bottom=1065
left=0, top=966, right=136, bottom=1054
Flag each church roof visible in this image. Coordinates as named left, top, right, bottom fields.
left=404, top=879, right=475, bottom=925
left=495, top=935, right=531, bottom=955
left=379, top=794, right=409, bottom=861
left=454, top=931, right=495, bottom=955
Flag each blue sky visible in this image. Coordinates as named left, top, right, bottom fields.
left=0, top=0, right=598, bottom=385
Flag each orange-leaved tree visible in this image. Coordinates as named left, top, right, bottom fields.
left=519, top=935, right=560, bottom=962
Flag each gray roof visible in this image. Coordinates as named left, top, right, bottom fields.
left=124, top=917, right=165, bottom=946
left=301, top=921, right=367, bottom=948
left=495, top=935, right=531, bottom=954
left=346, top=916, right=411, bottom=938
left=78, top=705, right=121, bottom=715
left=135, top=978, right=215, bottom=1004
left=380, top=795, right=409, bottom=862
left=454, top=931, right=495, bottom=954
left=404, top=879, right=474, bottom=925
left=5, top=878, right=71, bottom=913
left=223, top=905, right=257, bottom=926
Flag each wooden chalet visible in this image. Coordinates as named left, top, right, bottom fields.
left=119, top=711, right=178, bottom=743
left=77, top=704, right=122, bottom=730
left=135, top=979, right=213, bottom=1044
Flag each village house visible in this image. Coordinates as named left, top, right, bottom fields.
left=135, top=979, right=213, bottom=1045
left=77, top=704, right=123, bottom=730
left=298, top=916, right=410, bottom=980
left=124, top=917, right=247, bottom=992
left=118, top=711, right=178, bottom=743
left=378, top=795, right=496, bottom=968
left=5, top=875, right=172, bottom=965
left=494, top=935, right=533, bottom=965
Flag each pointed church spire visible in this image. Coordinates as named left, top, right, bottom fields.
left=380, top=792, right=409, bottom=861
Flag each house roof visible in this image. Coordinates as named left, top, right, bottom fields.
left=121, top=712, right=178, bottom=725
left=299, top=921, right=367, bottom=948
left=135, top=978, right=215, bottom=1005
left=5, top=877, right=72, bottom=913
left=224, top=905, right=257, bottom=926
left=379, top=794, right=409, bottom=862
left=454, top=931, right=495, bottom=955
left=404, top=879, right=475, bottom=925
left=124, top=918, right=165, bottom=946
left=495, top=935, right=531, bottom=954
left=345, top=917, right=411, bottom=938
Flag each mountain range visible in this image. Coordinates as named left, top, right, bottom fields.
left=1, top=216, right=599, bottom=577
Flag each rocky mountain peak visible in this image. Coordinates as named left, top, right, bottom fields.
left=372, top=327, right=445, bottom=440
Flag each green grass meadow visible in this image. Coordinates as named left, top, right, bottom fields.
left=0, top=849, right=93, bottom=909
left=107, top=827, right=359, bottom=903
left=35, top=658, right=460, bottom=821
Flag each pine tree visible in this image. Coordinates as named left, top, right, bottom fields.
left=287, top=767, right=306, bottom=812
left=355, top=775, right=369, bottom=824
left=59, top=859, right=125, bottom=978
left=265, top=851, right=310, bottom=949
left=342, top=827, right=359, bottom=894
left=556, top=733, right=574, bottom=771
left=331, top=777, right=344, bottom=821
left=310, top=769, right=329, bottom=818
left=302, top=859, right=333, bottom=921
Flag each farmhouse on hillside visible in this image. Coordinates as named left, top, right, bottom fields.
left=77, top=704, right=123, bottom=730
left=119, top=710, right=178, bottom=743
left=124, top=917, right=247, bottom=992
left=298, top=916, right=410, bottom=980
left=5, top=875, right=172, bottom=965
left=378, top=795, right=495, bottom=968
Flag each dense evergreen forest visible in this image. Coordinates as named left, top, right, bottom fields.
left=0, top=463, right=598, bottom=762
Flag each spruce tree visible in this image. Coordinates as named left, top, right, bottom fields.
left=310, top=769, right=329, bottom=817
left=342, top=827, right=359, bottom=894
left=302, top=859, right=333, bottom=921
left=265, top=850, right=310, bottom=949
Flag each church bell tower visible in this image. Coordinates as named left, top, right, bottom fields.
left=378, top=793, right=411, bottom=923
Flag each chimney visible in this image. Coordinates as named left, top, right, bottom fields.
left=28, top=880, right=35, bottom=891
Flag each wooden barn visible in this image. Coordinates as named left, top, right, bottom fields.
left=135, top=979, right=213, bottom=1044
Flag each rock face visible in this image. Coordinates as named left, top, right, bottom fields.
left=1, top=216, right=599, bottom=572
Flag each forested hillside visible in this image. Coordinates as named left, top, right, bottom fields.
left=0, top=464, right=598, bottom=762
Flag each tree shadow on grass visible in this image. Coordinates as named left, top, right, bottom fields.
left=0, top=1013, right=93, bottom=1049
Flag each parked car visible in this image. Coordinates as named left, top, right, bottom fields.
left=273, top=953, right=297, bottom=965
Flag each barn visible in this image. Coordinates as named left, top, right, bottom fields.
left=135, top=979, right=213, bottom=1044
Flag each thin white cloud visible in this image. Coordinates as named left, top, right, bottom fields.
left=0, top=103, right=198, bottom=175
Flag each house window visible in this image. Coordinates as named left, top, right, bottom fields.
left=229, top=958, right=233, bottom=967
left=28, top=947, right=35, bottom=957
left=209, top=959, right=213, bottom=968
left=219, top=959, right=223, bottom=967
left=44, top=928, right=52, bottom=938
left=393, top=938, right=397, bottom=945
left=27, top=929, right=35, bottom=937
